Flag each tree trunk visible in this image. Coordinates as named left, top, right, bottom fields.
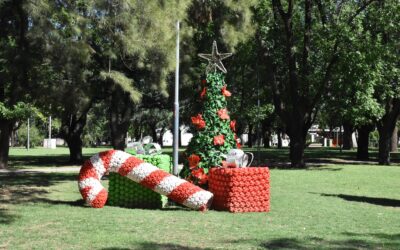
left=110, top=90, right=132, bottom=151
left=391, top=126, right=398, bottom=152
left=0, top=121, right=12, bottom=169
left=356, top=124, right=374, bottom=160
left=133, top=125, right=142, bottom=142
left=263, top=130, right=271, bottom=148
left=261, top=120, right=271, bottom=148
left=342, top=121, right=353, bottom=150
left=66, top=135, right=83, bottom=164
left=61, top=114, right=88, bottom=164
left=158, top=127, right=166, bottom=147
left=150, top=124, right=158, bottom=143
left=378, top=129, right=391, bottom=165
left=111, top=129, right=126, bottom=150
left=288, top=131, right=307, bottom=168
left=248, top=124, right=253, bottom=148
left=10, top=130, right=16, bottom=147
left=377, top=99, right=400, bottom=165
left=277, top=130, right=282, bottom=149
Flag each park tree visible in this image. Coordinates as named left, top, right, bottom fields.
left=85, top=0, right=191, bottom=151
left=255, top=0, right=378, bottom=167
left=178, top=0, right=257, bottom=130
left=368, top=0, right=400, bottom=165
left=32, top=0, right=100, bottom=163
left=128, top=82, right=173, bottom=146
left=319, top=27, right=384, bottom=159
left=311, top=0, right=399, bottom=163
left=0, top=0, right=49, bottom=168
left=226, top=34, right=276, bottom=148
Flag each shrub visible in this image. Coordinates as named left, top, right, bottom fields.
left=17, top=123, right=44, bottom=148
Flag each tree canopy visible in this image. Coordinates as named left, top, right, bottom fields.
left=0, top=0, right=399, bottom=169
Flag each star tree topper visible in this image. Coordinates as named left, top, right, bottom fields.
left=198, top=41, right=232, bottom=74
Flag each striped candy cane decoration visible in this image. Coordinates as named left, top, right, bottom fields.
left=78, top=150, right=213, bottom=210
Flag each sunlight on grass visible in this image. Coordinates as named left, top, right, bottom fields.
left=1, top=164, right=399, bottom=249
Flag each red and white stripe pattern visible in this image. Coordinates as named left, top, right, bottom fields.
left=78, top=150, right=213, bottom=210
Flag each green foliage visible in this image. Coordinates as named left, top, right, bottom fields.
left=100, top=71, right=142, bottom=103
left=178, top=1, right=258, bottom=125
left=318, top=0, right=399, bottom=130
left=245, top=104, right=274, bottom=125
left=17, top=123, right=44, bottom=148
left=180, top=72, right=237, bottom=184
left=90, top=0, right=191, bottom=96
left=83, top=102, right=110, bottom=147
left=0, top=102, right=43, bottom=121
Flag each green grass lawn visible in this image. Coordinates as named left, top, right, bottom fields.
left=8, top=146, right=400, bottom=170
left=1, top=150, right=399, bottom=249
left=8, top=147, right=112, bottom=169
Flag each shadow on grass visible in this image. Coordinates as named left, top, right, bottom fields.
left=263, top=163, right=343, bottom=171
left=260, top=236, right=400, bottom=249
left=0, top=208, right=19, bottom=224
left=0, top=172, right=77, bottom=187
left=342, top=232, right=400, bottom=241
left=36, top=198, right=85, bottom=207
left=259, top=234, right=400, bottom=249
left=318, top=193, right=400, bottom=207
left=9, top=146, right=400, bottom=170
left=218, top=233, right=400, bottom=249
left=0, top=185, right=85, bottom=207
left=0, top=172, right=83, bottom=223
left=9, top=154, right=77, bottom=168
left=261, top=237, right=309, bottom=249
left=1, top=185, right=49, bottom=205
left=306, top=166, right=343, bottom=171
left=246, top=147, right=400, bottom=167
left=103, top=242, right=210, bottom=250
left=8, top=150, right=99, bottom=168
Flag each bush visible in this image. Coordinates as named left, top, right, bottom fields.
left=17, top=123, right=44, bottom=148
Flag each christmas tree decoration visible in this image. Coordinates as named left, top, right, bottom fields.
left=198, top=41, right=232, bottom=74
left=180, top=41, right=240, bottom=186
left=191, top=114, right=206, bottom=130
left=221, top=85, right=231, bottom=97
left=78, top=150, right=213, bottom=210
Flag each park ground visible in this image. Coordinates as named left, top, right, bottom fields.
left=0, top=147, right=399, bottom=249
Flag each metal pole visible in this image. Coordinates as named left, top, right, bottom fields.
left=49, top=115, right=52, bottom=148
left=340, top=125, right=343, bottom=153
left=256, top=63, right=261, bottom=165
left=336, top=127, right=339, bottom=149
left=27, top=118, right=30, bottom=150
left=173, top=21, right=180, bottom=175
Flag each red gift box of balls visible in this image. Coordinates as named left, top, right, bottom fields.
left=208, top=167, right=270, bottom=213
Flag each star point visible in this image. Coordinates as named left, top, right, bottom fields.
left=198, top=41, right=232, bottom=74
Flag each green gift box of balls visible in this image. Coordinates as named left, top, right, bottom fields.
left=107, top=154, right=172, bottom=209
